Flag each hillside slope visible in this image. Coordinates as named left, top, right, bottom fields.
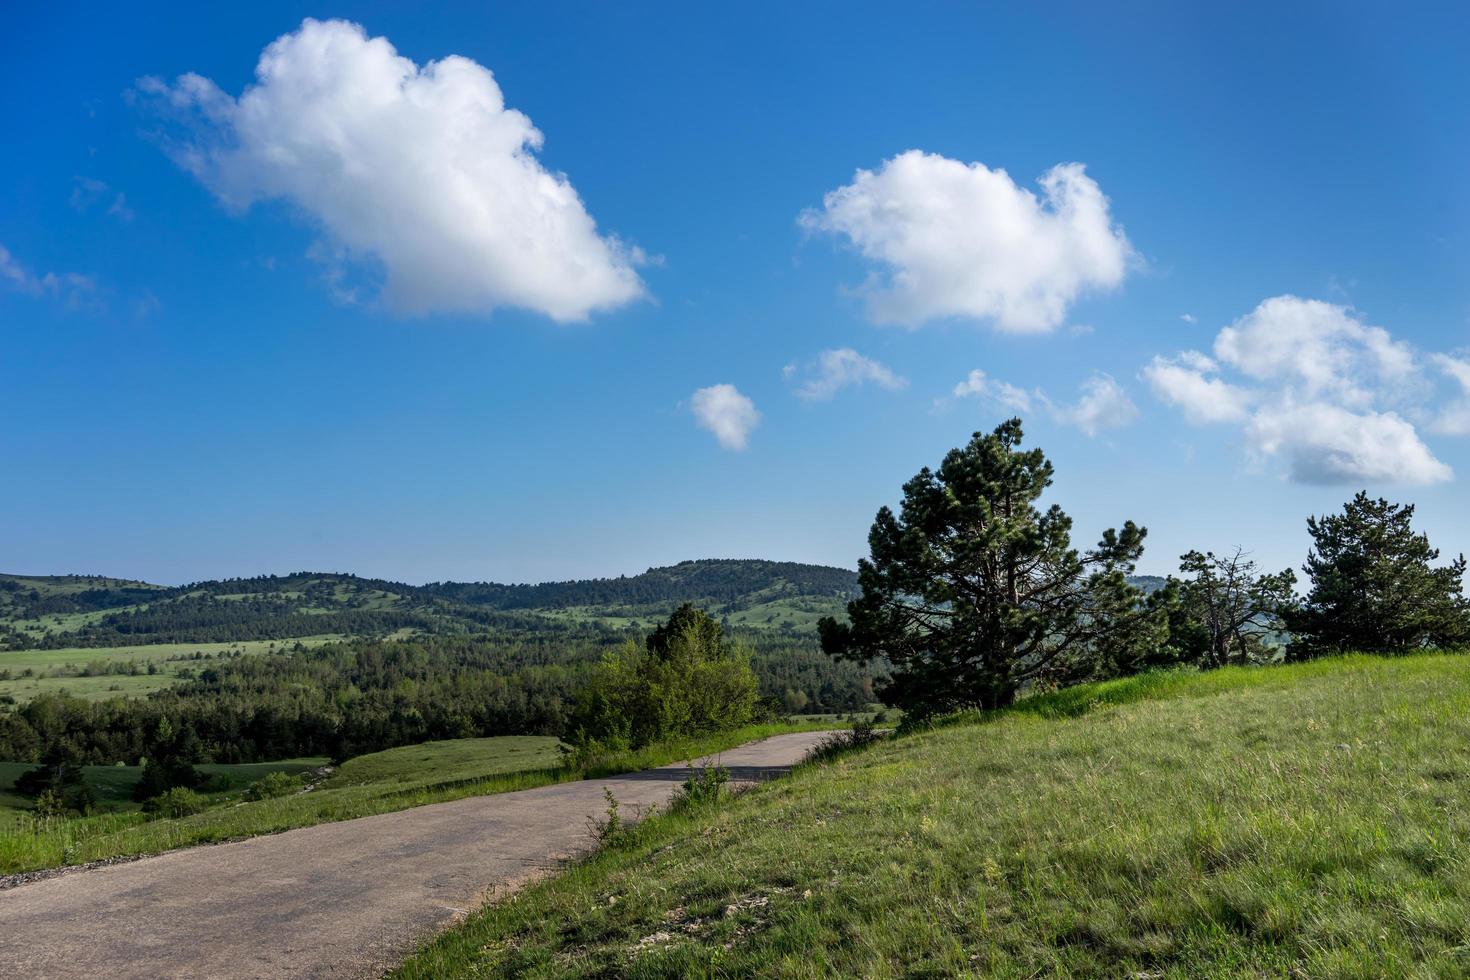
left=399, top=653, right=1470, bottom=978
left=0, top=560, right=859, bottom=650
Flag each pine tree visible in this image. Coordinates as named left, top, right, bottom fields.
left=1289, top=492, right=1470, bottom=657
left=819, top=418, right=1161, bottom=715
left=1174, top=548, right=1296, bottom=667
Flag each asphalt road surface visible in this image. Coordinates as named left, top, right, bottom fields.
left=0, top=730, right=833, bottom=979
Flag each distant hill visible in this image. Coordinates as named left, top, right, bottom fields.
left=0, top=560, right=861, bottom=650
left=422, top=559, right=857, bottom=610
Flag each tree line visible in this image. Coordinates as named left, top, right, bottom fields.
left=820, top=418, right=1470, bottom=718
left=0, top=626, right=876, bottom=769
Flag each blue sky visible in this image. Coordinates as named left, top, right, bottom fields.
left=3, top=2, right=1469, bottom=586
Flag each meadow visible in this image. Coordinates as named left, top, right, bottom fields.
left=0, top=638, right=337, bottom=703
left=398, top=652, right=1470, bottom=979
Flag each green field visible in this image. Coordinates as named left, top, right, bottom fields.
left=399, top=652, right=1470, bottom=978
left=0, top=638, right=337, bottom=703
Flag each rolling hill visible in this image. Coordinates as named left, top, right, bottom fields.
left=0, top=560, right=861, bottom=651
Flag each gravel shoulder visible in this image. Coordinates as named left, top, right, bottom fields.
left=0, top=730, right=833, bottom=980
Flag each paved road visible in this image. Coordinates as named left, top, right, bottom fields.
left=0, top=731, right=831, bottom=979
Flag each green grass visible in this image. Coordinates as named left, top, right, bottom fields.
left=398, top=652, right=1470, bottom=979
left=330, top=736, right=564, bottom=789
left=0, top=638, right=337, bottom=703
left=0, top=721, right=832, bottom=876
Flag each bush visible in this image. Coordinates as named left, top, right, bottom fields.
left=811, top=720, right=886, bottom=761
left=672, top=763, right=729, bottom=811
left=244, top=770, right=303, bottom=801
left=144, top=786, right=207, bottom=818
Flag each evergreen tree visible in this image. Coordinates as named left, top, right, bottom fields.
left=819, top=418, right=1160, bottom=715
left=1289, top=492, right=1470, bottom=657
left=1173, top=549, right=1296, bottom=668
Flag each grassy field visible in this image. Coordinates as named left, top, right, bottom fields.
left=0, top=638, right=337, bottom=703
left=0, top=721, right=833, bottom=875
left=398, top=652, right=1470, bottom=978
left=534, top=594, right=849, bottom=635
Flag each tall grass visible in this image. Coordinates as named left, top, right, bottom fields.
left=396, top=651, right=1470, bottom=978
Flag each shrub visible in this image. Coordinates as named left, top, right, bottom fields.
left=144, top=786, right=207, bottom=818
left=244, top=770, right=303, bottom=801
left=672, top=763, right=729, bottom=811
left=587, top=787, right=623, bottom=844
left=811, top=720, right=886, bottom=761
left=33, top=789, right=67, bottom=819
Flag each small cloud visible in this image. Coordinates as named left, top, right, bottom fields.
left=947, top=368, right=1136, bottom=436
left=1051, top=373, right=1138, bottom=436
left=950, top=369, right=1035, bottom=413
left=1430, top=353, right=1470, bottom=436
left=691, top=384, right=760, bottom=451
left=70, top=177, right=134, bottom=221
left=134, top=291, right=162, bottom=319
left=787, top=348, right=907, bottom=402
left=107, top=194, right=135, bottom=221
left=306, top=241, right=364, bottom=307
left=0, top=242, right=103, bottom=312
left=69, top=176, right=108, bottom=211
left=800, top=151, right=1134, bottom=333
left=1179, top=313, right=1196, bottom=324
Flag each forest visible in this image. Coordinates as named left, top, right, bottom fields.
left=0, top=626, right=873, bottom=766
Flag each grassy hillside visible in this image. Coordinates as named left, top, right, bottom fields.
left=0, top=638, right=339, bottom=703
left=399, top=652, right=1470, bottom=978
left=0, top=560, right=858, bottom=653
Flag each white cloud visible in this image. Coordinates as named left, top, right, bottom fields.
left=1145, top=296, right=1454, bottom=485
left=1247, top=401, right=1451, bottom=485
left=950, top=369, right=1035, bottom=413
left=949, top=369, right=1136, bottom=436
left=1179, top=313, right=1196, bottom=324
left=1213, top=296, right=1417, bottom=407
left=691, top=384, right=760, bottom=451
left=137, top=18, right=645, bottom=322
left=0, top=243, right=100, bottom=310
left=70, top=177, right=133, bottom=221
left=1143, top=353, right=1253, bottom=424
left=788, top=348, right=907, bottom=401
left=799, top=151, right=1133, bottom=333
left=1053, top=373, right=1139, bottom=436
left=1431, top=353, right=1470, bottom=436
